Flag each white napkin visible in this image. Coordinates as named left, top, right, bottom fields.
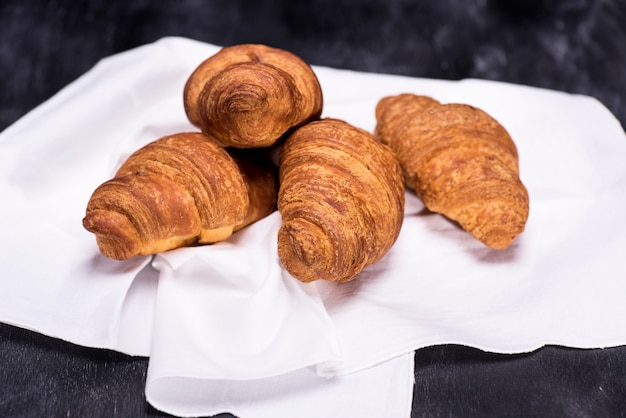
left=1, top=37, right=626, bottom=417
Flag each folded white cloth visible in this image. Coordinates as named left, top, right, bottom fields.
left=1, top=37, right=625, bottom=417
left=147, top=348, right=415, bottom=418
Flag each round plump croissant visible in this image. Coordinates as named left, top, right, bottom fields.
left=183, top=44, right=323, bottom=148
left=83, top=132, right=277, bottom=260
left=375, top=94, right=529, bottom=250
left=277, top=118, right=405, bottom=283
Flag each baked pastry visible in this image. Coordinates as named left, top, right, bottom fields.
left=277, top=118, right=405, bottom=283
left=375, top=94, right=529, bottom=249
left=83, top=132, right=277, bottom=260
left=183, top=44, right=323, bottom=148
left=374, top=93, right=439, bottom=146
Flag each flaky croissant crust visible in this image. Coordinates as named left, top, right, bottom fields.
left=83, top=132, right=277, bottom=260
left=183, top=44, right=323, bottom=148
left=277, top=118, right=405, bottom=283
left=375, top=94, right=529, bottom=250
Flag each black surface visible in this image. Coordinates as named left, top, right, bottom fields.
left=1, top=1, right=625, bottom=417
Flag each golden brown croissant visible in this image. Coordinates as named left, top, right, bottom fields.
left=183, top=44, right=323, bottom=148
left=277, top=118, right=405, bottom=283
left=375, top=94, right=529, bottom=250
left=83, top=132, right=278, bottom=260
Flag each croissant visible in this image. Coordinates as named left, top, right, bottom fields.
left=183, top=44, right=323, bottom=148
left=375, top=94, right=529, bottom=250
left=83, top=132, right=278, bottom=260
left=277, top=118, right=405, bottom=283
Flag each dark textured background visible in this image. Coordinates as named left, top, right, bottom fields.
left=1, top=1, right=626, bottom=417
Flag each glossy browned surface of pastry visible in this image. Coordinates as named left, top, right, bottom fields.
left=375, top=94, right=529, bottom=250
left=277, top=118, right=405, bottom=283
left=374, top=93, right=439, bottom=147
left=83, top=132, right=277, bottom=260
left=183, top=44, right=323, bottom=148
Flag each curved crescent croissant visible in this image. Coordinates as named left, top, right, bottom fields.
left=83, top=132, right=277, bottom=260
left=183, top=44, right=323, bottom=148
left=375, top=94, right=529, bottom=250
left=277, top=118, right=405, bottom=283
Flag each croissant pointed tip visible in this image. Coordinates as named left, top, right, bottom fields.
left=277, top=219, right=326, bottom=282
left=83, top=210, right=142, bottom=260
left=478, top=219, right=528, bottom=250
left=279, top=219, right=321, bottom=266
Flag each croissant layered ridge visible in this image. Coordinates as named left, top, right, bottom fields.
left=183, top=44, right=323, bottom=148
left=277, top=118, right=405, bottom=283
left=375, top=94, right=529, bottom=250
left=83, top=132, right=277, bottom=260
